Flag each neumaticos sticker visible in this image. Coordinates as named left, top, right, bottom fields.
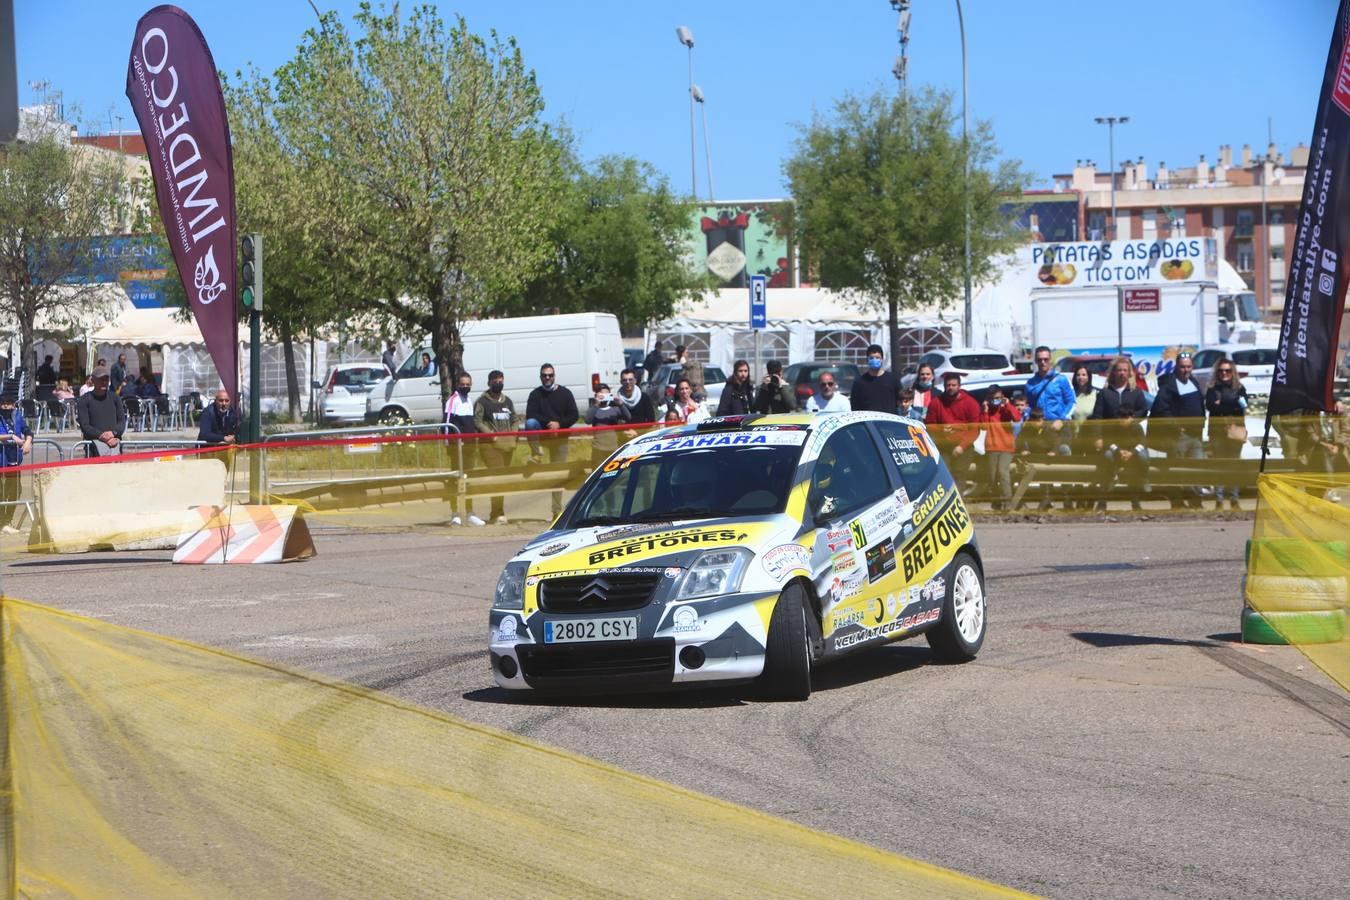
left=588, top=529, right=741, bottom=564
left=637, top=431, right=807, bottom=454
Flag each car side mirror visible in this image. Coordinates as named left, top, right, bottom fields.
left=311, top=380, right=321, bottom=389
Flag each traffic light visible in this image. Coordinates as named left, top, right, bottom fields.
left=240, top=233, right=262, bottom=311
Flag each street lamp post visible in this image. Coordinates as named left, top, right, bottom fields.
left=692, top=85, right=716, bottom=202
left=1260, top=153, right=1270, bottom=314
left=1095, top=115, right=1129, bottom=354
left=955, top=0, right=971, bottom=349
left=676, top=26, right=697, bottom=201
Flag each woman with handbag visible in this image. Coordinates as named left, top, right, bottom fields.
left=1204, top=359, right=1248, bottom=510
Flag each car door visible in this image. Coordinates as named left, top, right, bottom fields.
left=806, top=422, right=908, bottom=655
left=872, top=417, right=972, bottom=627
left=389, top=347, right=440, bottom=421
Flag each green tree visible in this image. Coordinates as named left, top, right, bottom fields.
left=785, top=88, right=1027, bottom=362
left=226, top=68, right=352, bottom=421
left=512, top=153, right=708, bottom=331
left=0, top=129, right=127, bottom=377
left=268, top=4, right=565, bottom=406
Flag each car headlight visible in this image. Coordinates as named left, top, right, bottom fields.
left=672, top=548, right=751, bottom=601
left=494, top=561, right=529, bottom=610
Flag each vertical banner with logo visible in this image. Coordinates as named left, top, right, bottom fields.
left=1269, top=0, right=1350, bottom=415
left=124, top=5, right=238, bottom=400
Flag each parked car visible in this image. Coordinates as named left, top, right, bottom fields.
left=782, top=362, right=861, bottom=407
left=366, top=312, right=624, bottom=425
left=318, top=362, right=386, bottom=425
left=487, top=411, right=986, bottom=699
left=900, top=348, right=1021, bottom=392
left=643, top=363, right=727, bottom=409
left=623, top=347, right=646, bottom=382
left=1192, top=344, right=1277, bottom=395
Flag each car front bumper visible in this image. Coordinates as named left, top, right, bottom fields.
left=488, top=589, right=777, bottom=693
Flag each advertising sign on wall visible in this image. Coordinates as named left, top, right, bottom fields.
left=1022, top=238, right=1219, bottom=288
left=685, top=202, right=794, bottom=289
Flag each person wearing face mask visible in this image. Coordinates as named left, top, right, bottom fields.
left=849, top=344, right=901, bottom=414
left=473, top=370, right=515, bottom=524
left=614, top=368, right=656, bottom=423
left=0, top=388, right=33, bottom=534
left=585, top=382, right=633, bottom=463
left=908, top=363, right=937, bottom=421
left=445, top=372, right=485, bottom=526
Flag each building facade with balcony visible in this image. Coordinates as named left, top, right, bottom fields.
left=1050, top=141, right=1307, bottom=317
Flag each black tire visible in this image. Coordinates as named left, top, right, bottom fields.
left=760, top=581, right=813, bottom=701
left=925, top=552, right=986, bottom=662
left=378, top=407, right=412, bottom=428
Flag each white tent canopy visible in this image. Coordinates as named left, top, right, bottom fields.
left=647, top=287, right=964, bottom=374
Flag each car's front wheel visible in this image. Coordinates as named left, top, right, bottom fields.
left=378, top=407, right=412, bottom=427
left=759, top=581, right=813, bottom=701
left=925, top=552, right=986, bottom=661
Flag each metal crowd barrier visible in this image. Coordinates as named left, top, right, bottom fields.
left=69, top=439, right=210, bottom=459
left=261, top=423, right=464, bottom=499
left=0, top=439, right=64, bottom=532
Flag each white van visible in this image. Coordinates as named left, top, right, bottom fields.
left=366, top=312, right=625, bottom=424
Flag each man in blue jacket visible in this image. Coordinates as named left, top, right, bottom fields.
left=1022, top=346, right=1074, bottom=454
left=0, top=389, right=33, bottom=533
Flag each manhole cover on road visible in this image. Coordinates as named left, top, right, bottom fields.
left=1047, top=563, right=1142, bottom=573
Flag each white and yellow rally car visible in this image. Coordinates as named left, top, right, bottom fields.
left=488, top=412, right=985, bottom=700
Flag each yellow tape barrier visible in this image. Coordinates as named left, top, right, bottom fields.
left=0, top=597, right=1023, bottom=898
left=1247, top=474, right=1350, bottom=692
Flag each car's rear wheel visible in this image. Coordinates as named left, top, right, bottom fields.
left=760, top=581, right=813, bottom=701
left=925, top=552, right=986, bottom=661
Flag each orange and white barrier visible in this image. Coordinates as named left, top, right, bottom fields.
left=174, top=504, right=316, bottom=565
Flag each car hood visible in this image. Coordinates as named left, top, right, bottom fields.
left=514, top=515, right=799, bottom=574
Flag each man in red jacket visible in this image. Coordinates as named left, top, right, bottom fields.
left=927, top=372, right=982, bottom=490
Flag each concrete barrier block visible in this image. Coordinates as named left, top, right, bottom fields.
left=34, top=459, right=227, bottom=553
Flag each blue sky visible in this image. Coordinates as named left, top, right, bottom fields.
left=15, top=0, right=1339, bottom=198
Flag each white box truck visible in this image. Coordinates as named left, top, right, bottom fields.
left=366, top=312, right=624, bottom=425
left=1025, top=238, right=1222, bottom=386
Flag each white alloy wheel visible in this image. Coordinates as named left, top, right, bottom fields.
left=953, top=563, right=985, bottom=644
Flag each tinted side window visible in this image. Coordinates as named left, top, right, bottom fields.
left=808, top=424, right=891, bottom=521
left=1194, top=350, right=1223, bottom=369
left=874, top=419, right=941, bottom=496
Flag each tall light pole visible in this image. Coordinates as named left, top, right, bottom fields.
left=1095, top=115, right=1129, bottom=354
left=890, top=1, right=911, bottom=99
left=676, top=26, right=697, bottom=201
left=1094, top=115, right=1129, bottom=240
left=692, top=85, right=716, bottom=202
left=955, top=0, right=971, bottom=349
left=1259, top=152, right=1271, bottom=314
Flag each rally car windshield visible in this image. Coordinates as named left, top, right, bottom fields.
left=568, top=436, right=805, bottom=527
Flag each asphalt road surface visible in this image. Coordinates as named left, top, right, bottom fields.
left=5, top=520, right=1348, bottom=899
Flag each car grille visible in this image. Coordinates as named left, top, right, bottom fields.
left=537, top=572, right=663, bottom=613
left=517, top=640, right=675, bottom=686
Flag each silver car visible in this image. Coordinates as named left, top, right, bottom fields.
left=319, top=363, right=386, bottom=424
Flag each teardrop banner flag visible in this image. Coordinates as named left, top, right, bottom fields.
left=125, top=5, right=238, bottom=401
left=1269, top=0, right=1350, bottom=415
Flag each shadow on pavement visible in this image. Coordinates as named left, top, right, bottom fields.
left=462, top=685, right=748, bottom=710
